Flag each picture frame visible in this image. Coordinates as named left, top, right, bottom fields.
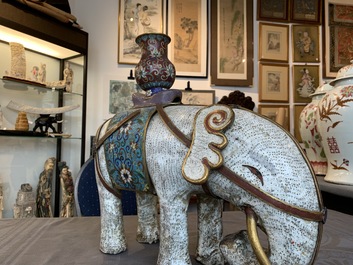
left=292, top=65, right=320, bottom=103
left=294, top=104, right=306, bottom=142
left=259, top=63, right=289, bottom=103
left=257, top=0, right=289, bottom=22
left=109, top=80, right=140, bottom=114
left=210, top=0, right=254, bottom=87
left=323, top=0, right=353, bottom=78
left=258, top=104, right=290, bottom=131
left=118, top=0, right=164, bottom=64
left=290, top=0, right=321, bottom=24
left=167, top=0, right=208, bottom=78
left=292, top=25, right=320, bottom=63
left=180, top=90, right=215, bottom=105
left=259, top=22, right=289, bottom=62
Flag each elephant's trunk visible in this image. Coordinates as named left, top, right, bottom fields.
left=245, top=206, right=271, bottom=265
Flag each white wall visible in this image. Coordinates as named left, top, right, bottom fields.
left=69, top=0, right=260, bottom=160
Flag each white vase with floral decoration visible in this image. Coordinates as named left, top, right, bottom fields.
left=317, top=61, right=353, bottom=185
left=299, top=83, right=333, bottom=175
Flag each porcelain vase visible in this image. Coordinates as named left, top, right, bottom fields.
left=299, top=83, right=333, bottom=175
left=317, top=79, right=353, bottom=185
left=134, top=33, right=175, bottom=95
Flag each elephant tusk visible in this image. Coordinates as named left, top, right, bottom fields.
left=245, top=206, right=271, bottom=265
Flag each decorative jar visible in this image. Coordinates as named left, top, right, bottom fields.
left=317, top=61, right=353, bottom=185
left=134, top=33, right=175, bottom=96
left=299, top=83, right=333, bottom=175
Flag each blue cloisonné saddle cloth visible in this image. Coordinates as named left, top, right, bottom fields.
left=103, top=107, right=156, bottom=193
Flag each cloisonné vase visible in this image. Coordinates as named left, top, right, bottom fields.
left=299, top=83, right=333, bottom=175
left=134, top=33, right=175, bottom=96
left=317, top=62, right=353, bottom=185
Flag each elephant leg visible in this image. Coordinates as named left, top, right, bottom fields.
left=195, top=195, right=224, bottom=265
left=136, top=191, right=159, bottom=244
left=96, top=173, right=126, bottom=254
left=158, top=199, right=191, bottom=265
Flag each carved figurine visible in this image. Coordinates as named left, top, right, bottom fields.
left=36, top=157, right=55, bottom=217
left=13, top=183, right=36, bottom=218
left=94, top=104, right=325, bottom=264
left=38, top=63, right=46, bottom=83
left=33, top=114, right=62, bottom=133
left=9, top=42, right=26, bottom=79
left=59, top=162, right=75, bottom=217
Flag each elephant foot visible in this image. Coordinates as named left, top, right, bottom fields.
left=195, top=250, right=224, bottom=265
left=100, top=238, right=127, bottom=255
left=136, top=225, right=159, bottom=244
left=157, top=256, right=192, bottom=265
left=220, top=230, right=262, bottom=265
left=99, top=245, right=127, bottom=255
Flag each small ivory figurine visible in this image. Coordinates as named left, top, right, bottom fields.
left=59, top=162, right=75, bottom=217
left=13, top=183, right=36, bottom=218
left=36, top=157, right=56, bottom=217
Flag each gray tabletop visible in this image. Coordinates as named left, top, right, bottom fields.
left=0, top=210, right=351, bottom=264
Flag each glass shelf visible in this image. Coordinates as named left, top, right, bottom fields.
left=0, top=129, right=81, bottom=139
left=1, top=77, right=83, bottom=96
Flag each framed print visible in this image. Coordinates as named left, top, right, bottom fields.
left=323, top=0, right=353, bottom=78
left=293, top=65, right=320, bottom=103
left=180, top=90, right=215, bottom=105
left=257, top=0, right=289, bottom=22
left=259, top=63, right=289, bottom=103
left=109, top=80, right=140, bottom=113
left=210, top=0, right=254, bottom=86
left=258, top=104, right=290, bottom=131
left=118, top=0, right=163, bottom=64
left=167, top=0, right=208, bottom=78
left=259, top=23, right=289, bottom=62
left=294, top=104, right=306, bottom=142
left=292, top=25, right=320, bottom=63
left=290, top=0, right=321, bottom=24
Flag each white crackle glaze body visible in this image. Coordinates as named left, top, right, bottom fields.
left=96, top=105, right=323, bottom=265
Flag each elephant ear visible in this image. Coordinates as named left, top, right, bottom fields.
left=182, top=104, right=234, bottom=184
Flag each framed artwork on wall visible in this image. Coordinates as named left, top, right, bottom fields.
left=259, top=22, right=289, bottom=62
left=109, top=80, right=140, bottom=114
left=118, top=0, right=164, bottom=64
left=292, top=65, right=320, bottom=103
left=180, top=90, right=215, bottom=105
left=257, top=0, right=289, bottom=22
left=292, top=25, right=320, bottom=63
left=167, top=0, right=208, bottom=78
left=323, top=0, right=353, bottom=78
left=258, top=104, right=290, bottom=131
left=210, top=0, right=254, bottom=87
left=290, top=0, right=321, bottom=24
left=294, top=104, right=306, bottom=143
left=259, top=63, right=289, bottom=103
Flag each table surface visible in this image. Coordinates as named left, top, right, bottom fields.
left=0, top=210, right=352, bottom=265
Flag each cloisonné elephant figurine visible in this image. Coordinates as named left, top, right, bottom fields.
left=94, top=104, right=325, bottom=265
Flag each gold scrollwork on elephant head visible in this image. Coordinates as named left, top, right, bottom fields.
left=182, top=104, right=235, bottom=184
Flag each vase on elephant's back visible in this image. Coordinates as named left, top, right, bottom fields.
left=317, top=61, right=353, bottom=185
left=299, top=82, right=333, bottom=175
left=134, top=33, right=175, bottom=96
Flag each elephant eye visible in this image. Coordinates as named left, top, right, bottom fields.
left=242, top=165, right=264, bottom=185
